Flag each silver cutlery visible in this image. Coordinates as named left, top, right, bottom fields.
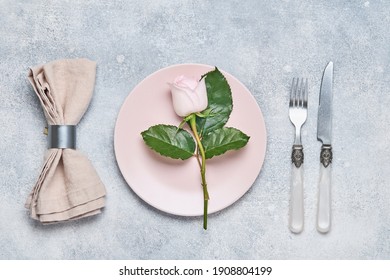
left=288, top=78, right=308, bottom=233
left=316, top=61, right=334, bottom=233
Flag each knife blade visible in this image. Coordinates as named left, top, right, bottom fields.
left=316, top=61, right=333, bottom=233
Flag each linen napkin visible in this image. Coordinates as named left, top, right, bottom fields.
left=25, top=58, right=106, bottom=223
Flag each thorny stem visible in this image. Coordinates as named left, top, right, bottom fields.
left=189, top=114, right=209, bottom=230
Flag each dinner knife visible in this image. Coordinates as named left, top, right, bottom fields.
left=316, top=61, right=333, bottom=233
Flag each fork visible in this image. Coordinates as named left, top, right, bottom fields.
left=288, top=78, right=308, bottom=233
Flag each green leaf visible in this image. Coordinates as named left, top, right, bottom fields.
left=197, top=68, right=233, bottom=136
left=202, top=127, right=250, bottom=159
left=141, top=125, right=196, bottom=160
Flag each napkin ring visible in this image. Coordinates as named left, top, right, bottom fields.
left=48, top=125, right=76, bottom=149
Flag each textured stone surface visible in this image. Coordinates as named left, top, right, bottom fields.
left=1, top=0, right=389, bottom=259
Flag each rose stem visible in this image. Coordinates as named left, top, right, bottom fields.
left=189, top=115, right=209, bottom=230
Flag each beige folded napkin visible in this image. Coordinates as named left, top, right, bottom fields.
left=25, top=58, right=106, bottom=223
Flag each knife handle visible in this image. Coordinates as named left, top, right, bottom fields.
left=317, top=145, right=332, bottom=233
left=289, top=145, right=304, bottom=233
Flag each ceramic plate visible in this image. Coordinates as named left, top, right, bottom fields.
left=114, top=64, right=266, bottom=216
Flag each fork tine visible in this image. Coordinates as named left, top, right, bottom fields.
left=304, top=78, right=308, bottom=108
left=296, top=78, right=302, bottom=108
left=290, top=78, right=296, bottom=107
left=300, top=78, right=306, bottom=108
left=300, top=78, right=305, bottom=107
left=296, top=78, right=300, bottom=107
left=294, top=78, right=299, bottom=107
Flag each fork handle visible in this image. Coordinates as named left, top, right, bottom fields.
left=289, top=145, right=304, bottom=233
left=317, top=145, right=332, bottom=233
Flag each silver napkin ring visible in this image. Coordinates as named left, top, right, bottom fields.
left=48, top=125, right=76, bottom=149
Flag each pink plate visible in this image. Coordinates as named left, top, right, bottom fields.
left=114, top=64, right=267, bottom=216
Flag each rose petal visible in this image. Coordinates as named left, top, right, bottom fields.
left=170, top=75, right=209, bottom=117
left=170, top=84, right=197, bottom=117
left=174, top=75, right=199, bottom=90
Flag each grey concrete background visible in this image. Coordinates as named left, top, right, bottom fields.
left=0, top=0, right=389, bottom=259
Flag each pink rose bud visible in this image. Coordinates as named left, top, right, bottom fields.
left=170, top=75, right=208, bottom=117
